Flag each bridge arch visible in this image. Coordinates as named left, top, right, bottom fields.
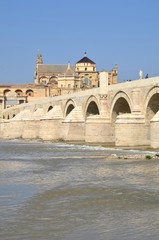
left=47, top=105, right=53, bottom=112
left=64, top=99, right=76, bottom=118
left=84, top=95, right=100, bottom=118
left=144, top=86, right=159, bottom=123
left=111, top=91, right=132, bottom=122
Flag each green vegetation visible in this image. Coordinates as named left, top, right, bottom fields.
left=145, top=155, right=152, bottom=159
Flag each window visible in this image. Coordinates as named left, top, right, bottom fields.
left=3, top=89, right=11, bottom=96
left=85, top=78, right=89, bottom=85
left=85, top=68, right=87, bottom=71
left=26, top=89, right=34, bottom=97
left=15, top=89, right=23, bottom=96
left=42, top=80, right=46, bottom=84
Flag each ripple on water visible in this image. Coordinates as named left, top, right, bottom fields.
left=1, top=140, right=159, bottom=240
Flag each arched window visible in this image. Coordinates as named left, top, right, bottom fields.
left=39, top=76, right=47, bottom=85
left=15, top=89, right=23, bottom=96
left=3, top=89, right=11, bottom=96
left=49, top=75, right=57, bottom=84
left=26, top=89, right=34, bottom=97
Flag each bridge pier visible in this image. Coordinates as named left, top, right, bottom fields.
left=84, top=71, right=115, bottom=145
left=85, top=116, right=114, bottom=145
left=13, top=108, right=44, bottom=140
left=62, top=122, right=85, bottom=142
left=0, top=119, right=24, bottom=139
left=150, top=111, right=159, bottom=148
left=115, top=113, right=149, bottom=147
left=0, top=121, right=10, bottom=139
left=22, top=120, right=40, bottom=139
left=38, top=106, right=64, bottom=141
left=39, top=119, right=63, bottom=141
left=62, top=106, right=85, bottom=142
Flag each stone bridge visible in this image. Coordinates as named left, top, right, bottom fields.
left=1, top=72, right=159, bottom=148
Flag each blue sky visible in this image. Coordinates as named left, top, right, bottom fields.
left=0, top=0, right=159, bottom=83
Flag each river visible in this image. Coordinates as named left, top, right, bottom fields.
left=0, top=140, right=159, bottom=240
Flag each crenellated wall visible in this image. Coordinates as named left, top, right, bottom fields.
left=1, top=74, right=159, bottom=148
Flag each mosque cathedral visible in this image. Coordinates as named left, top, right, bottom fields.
left=0, top=52, right=118, bottom=111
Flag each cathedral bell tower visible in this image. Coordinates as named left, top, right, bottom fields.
left=34, top=51, right=43, bottom=84
left=36, top=51, right=43, bottom=64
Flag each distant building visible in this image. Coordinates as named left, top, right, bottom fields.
left=0, top=52, right=118, bottom=111
left=34, top=52, right=118, bottom=94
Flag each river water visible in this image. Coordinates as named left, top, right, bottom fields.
left=0, top=140, right=159, bottom=240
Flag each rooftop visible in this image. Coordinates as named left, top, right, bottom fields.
left=76, top=52, right=95, bottom=64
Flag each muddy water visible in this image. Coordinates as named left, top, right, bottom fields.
left=0, top=140, right=159, bottom=240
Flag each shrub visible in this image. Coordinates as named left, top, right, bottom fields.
left=145, top=155, right=152, bottom=159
